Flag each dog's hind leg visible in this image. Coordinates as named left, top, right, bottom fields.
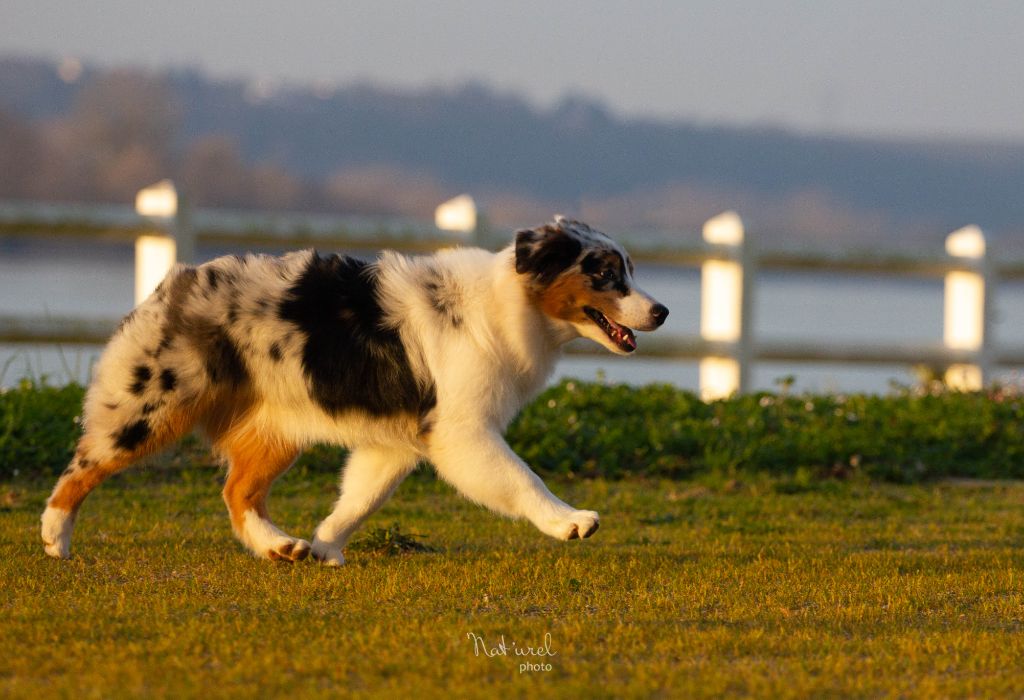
left=42, top=406, right=196, bottom=559
left=310, top=446, right=419, bottom=566
left=217, top=424, right=309, bottom=562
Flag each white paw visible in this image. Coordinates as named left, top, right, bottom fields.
left=563, top=510, right=600, bottom=540
left=241, top=511, right=311, bottom=562
left=41, top=506, right=74, bottom=560
left=539, top=509, right=600, bottom=541
left=310, top=538, right=345, bottom=567
left=265, top=536, right=312, bottom=562
left=44, top=540, right=71, bottom=559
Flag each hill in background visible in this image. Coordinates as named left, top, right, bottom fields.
left=2, top=55, right=1023, bottom=249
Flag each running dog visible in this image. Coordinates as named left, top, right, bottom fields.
left=41, top=217, right=669, bottom=564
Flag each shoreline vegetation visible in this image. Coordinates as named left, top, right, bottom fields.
left=3, top=377, right=1022, bottom=483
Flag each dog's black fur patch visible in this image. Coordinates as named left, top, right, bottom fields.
left=424, top=273, right=462, bottom=327
left=154, top=266, right=199, bottom=357
left=159, top=368, right=177, bottom=392
left=193, top=321, right=248, bottom=387
left=113, top=419, right=151, bottom=451
left=278, top=253, right=436, bottom=418
left=129, top=365, right=152, bottom=396
left=515, top=226, right=583, bottom=285
left=580, top=251, right=630, bottom=295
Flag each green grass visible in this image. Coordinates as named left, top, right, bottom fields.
left=3, top=469, right=1024, bottom=698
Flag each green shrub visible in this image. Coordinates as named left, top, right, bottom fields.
left=3, top=378, right=1023, bottom=482
left=0, top=380, right=84, bottom=478
left=507, top=380, right=1024, bottom=481
left=507, top=380, right=709, bottom=478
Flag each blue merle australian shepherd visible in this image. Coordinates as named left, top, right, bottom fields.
left=41, top=217, right=669, bottom=564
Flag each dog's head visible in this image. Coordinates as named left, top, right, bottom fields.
left=514, top=216, right=669, bottom=354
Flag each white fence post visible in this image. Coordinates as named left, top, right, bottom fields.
left=943, top=225, right=990, bottom=390
left=699, top=211, right=752, bottom=400
left=435, top=194, right=477, bottom=237
left=133, top=234, right=176, bottom=306
left=134, top=180, right=193, bottom=305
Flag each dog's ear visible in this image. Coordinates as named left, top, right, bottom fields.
left=515, top=225, right=583, bottom=285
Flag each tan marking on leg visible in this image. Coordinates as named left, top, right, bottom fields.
left=48, top=460, right=125, bottom=512
left=218, top=424, right=299, bottom=536
left=48, top=404, right=197, bottom=513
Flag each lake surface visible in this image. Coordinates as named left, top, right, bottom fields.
left=2, top=239, right=1022, bottom=393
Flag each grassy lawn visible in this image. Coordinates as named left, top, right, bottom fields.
left=2, top=469, right=1024, bottom=698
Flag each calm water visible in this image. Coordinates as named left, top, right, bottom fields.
left=2, top=239, right=1023, bottom=393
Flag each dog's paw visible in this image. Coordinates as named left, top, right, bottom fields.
left=541, top=510, right=600, bottom=541
left=310, top=538, right=345, bottom=567
left=264, top=536, right=311, bottom=562
left=41, top=506, right=74, bottom=560
left=43, top=540, right=71, bottom=559
left=240, top=511, right=310, bottom=562
left=260, top=536, right=307, bottom=564
left=565, top=510, right=600, bottom=540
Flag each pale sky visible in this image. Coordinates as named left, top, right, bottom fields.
left=3, top=0, right=1024, bottom=141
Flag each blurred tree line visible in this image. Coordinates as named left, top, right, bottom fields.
left=0, top=70, right=448, bottom=219
left=3, top=60, right=1023, bottom=246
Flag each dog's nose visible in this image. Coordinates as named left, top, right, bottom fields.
left=651, top=303, right=669, bottom=327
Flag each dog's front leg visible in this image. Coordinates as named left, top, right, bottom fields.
left=310, top=445, right=420, bottom=566
left=427, top=422, right=599, bottom=541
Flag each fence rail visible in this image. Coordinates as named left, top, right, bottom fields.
left=2, top=184, right=1023, bottom=398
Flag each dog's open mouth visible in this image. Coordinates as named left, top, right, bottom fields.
left=584, top=306, right=636, bottom=353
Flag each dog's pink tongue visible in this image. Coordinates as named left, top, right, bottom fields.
left=608, top=317, right=636, bottom=351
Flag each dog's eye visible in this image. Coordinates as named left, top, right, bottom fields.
left=598, top=269, right=616, bottom=281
